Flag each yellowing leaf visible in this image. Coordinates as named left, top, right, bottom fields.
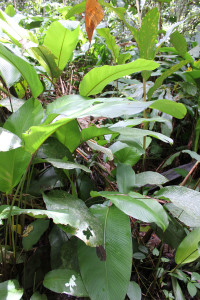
left=85, top=0, right=104, bottom=43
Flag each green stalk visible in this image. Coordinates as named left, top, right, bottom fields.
left=142, top=73, right=148, bottom=171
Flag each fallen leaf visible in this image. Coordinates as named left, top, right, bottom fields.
left=85, top=0, right=104, bottom=43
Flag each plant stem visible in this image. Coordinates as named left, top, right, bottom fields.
left=142, top=73, right=147, bottom=171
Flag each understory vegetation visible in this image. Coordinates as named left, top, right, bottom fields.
left=0, top=0, right=200, bottom=299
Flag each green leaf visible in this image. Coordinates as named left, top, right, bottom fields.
left=156, top=186, right=200, bottom=221
left=187, top=282, right=197, bottom=297
left=0, top=56, right=21, bottom=87
left=55, top=120, right=81, bottom=153
left=0, top=97, right=25, bottom=112
left=127, top=281, right=142, bottom=300
left=31, top=46, right=61, bottom=78
left=175, top=228, right=200, bottom=265
left=30, top=292, right=47, bottom=300
left=0, top=128, right=22, bottom=151
left=118, top=53, right=131, bottom=65
left=116, top=163, right=135, bottom=193
left=139, top=8, right=159, bottom=60
left=111, top=142, right=144, bottom=166
left=0, top=148, right=31, bottom=193
left=135, top=171, right=168, bottom=187
left=44, top=21, right=79, bottom=71
left=79, top=59, right=159, bottom=96
left=0, top=191, right=103, bottom=246
left=172, top=277, right=186, bottom=300
left=91, top=191, right=169, bottom=231
left=46, top=158, right=91, bottom=173
left=170, top=31, right=187, bottom=57
left=0, top=280, right=23, bottom=300
left=111, top=127, right=173, bottom=144
left=5, top=5, right=16, bottom=17
left=0, top=43, right=43, bottom=98
left=149, top=99, right=187, bottom=119
left=81, top=126, right=113, bottom=142
left=22, top=219, right=50, bottom=251
left=65, top=1, right=86, bottom=19
left=78, top=205, right=132, bottom=300
left=97, top=28, right=119, bottom=63
left=43, top=269, right=88, bottom=297
left=182, top=150, right=200, bottom=162
left=147, top=60, right=189, bottom=100
left=4, top=98, right=44, bottom=139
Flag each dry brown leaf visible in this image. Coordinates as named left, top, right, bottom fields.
left=85, top=0, right=104, bottom=43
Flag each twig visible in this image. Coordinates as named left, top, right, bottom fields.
left=180, top=161, right=199, bottom=186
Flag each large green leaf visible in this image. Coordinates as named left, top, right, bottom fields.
left=156, top=186, right=200, bottom=221
left=170, top=30, right=187, bottom=57
left=0, top=148, right=31, bottom=193
left=171, top=278, right=186, bottom=300
left=135, top=171, right=168, bottom=187
left=0, top=97, right=25, bottom=112
left=44, top=21, right=79, bottom=71
left=175, top=228, right=200, bottom=265
left=147, top=60, right=189, bottom=99
left=0, top=43, right=43, bottom=97
left=4, top=98, right=44, bottom=138
left=97, top=28, right=119, bottom=63
left=43, top=269, right=88, bottom=297
left=0, top=128, right=22, bottom=151
left=149, top=99, right=187, bottom=119
left=30, top=292, right=47, bottom=300
left=91, top=191, right=169, bottom=231
left=0, top=56, right=21, bottom=87
left=116, top=163, right=135, bottom=193
left=139, top=8, right=159, bottom=60
left=65, top=0, right=86, bottom=19
left=0, top=191, right=103, bottom=246
left=78, top=205, right=132, bottom=300
left=0, top=280, right=23, bottom=300
left=111, top=127, right=173, bottom=144
left=79, top=59, right=159, bottom=96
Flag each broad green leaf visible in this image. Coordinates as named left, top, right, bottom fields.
left=0, top=191, right=103, bottom=246
left=116, top=163, right=135, bottom=193
left=0, top=148, right=31, bottom=193
left=97, top=28, right=119, bottom=63
left=4, top=98, right=44, bottom=138
left=22, top=219, right=50, bottom=251
left=81, top=126, right=113, bottom=142
left=127, top=281, right=142, bottom=300
left=135, top=171, right=168, bottom=187
left=0, top=97, right=25, bottom=112
left=55, top=120, right=81, bottom=153
left=91, top=191, right=169, bottom=231
left=0, top=128, right=22, bottom=151
left=111, top=127, right=173, bottom=144
left=166, top=203, right=200, bottom=228
left=147, top=60, right=189, bottom=100
left=172, top=277, right=186, bottom=300
left=31, top=46, right=61, bottom=78
left=0, top=43, right=43, bottom=98
left=79, top=59, right=159, bottom=96
left=110, top=142, right=144, bottom=166
left=0, top=280, right=23, bottom=300
left=5, top=5, right=16, bottom=17
left=139, top=8, right=159, bottom=60
left=170, top=30, right=187, bottom=57
left=43, top=269, right=88, bottom=297
left=22, top=117, right=73, bottom=154
left=156, top=186, right=200, bottom=221
left=149, top=99, right=187, bottom=119
left=46, top=158, right=91, bottom=173
left=30, top=292, right=47, bottom=300
left=175, top=228, right=200, bottom=265
left=44, top=21, right=79, bottom=71
left=187, top=282, right=197, bottom=298
left=78, top=205, right=132, bottom=300
left=0, top=56, right=21, bottom=87
left=118, top=53, right=131, bottom=65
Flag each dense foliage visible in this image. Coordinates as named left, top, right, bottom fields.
left=0, top=0, right=200, bottom=299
